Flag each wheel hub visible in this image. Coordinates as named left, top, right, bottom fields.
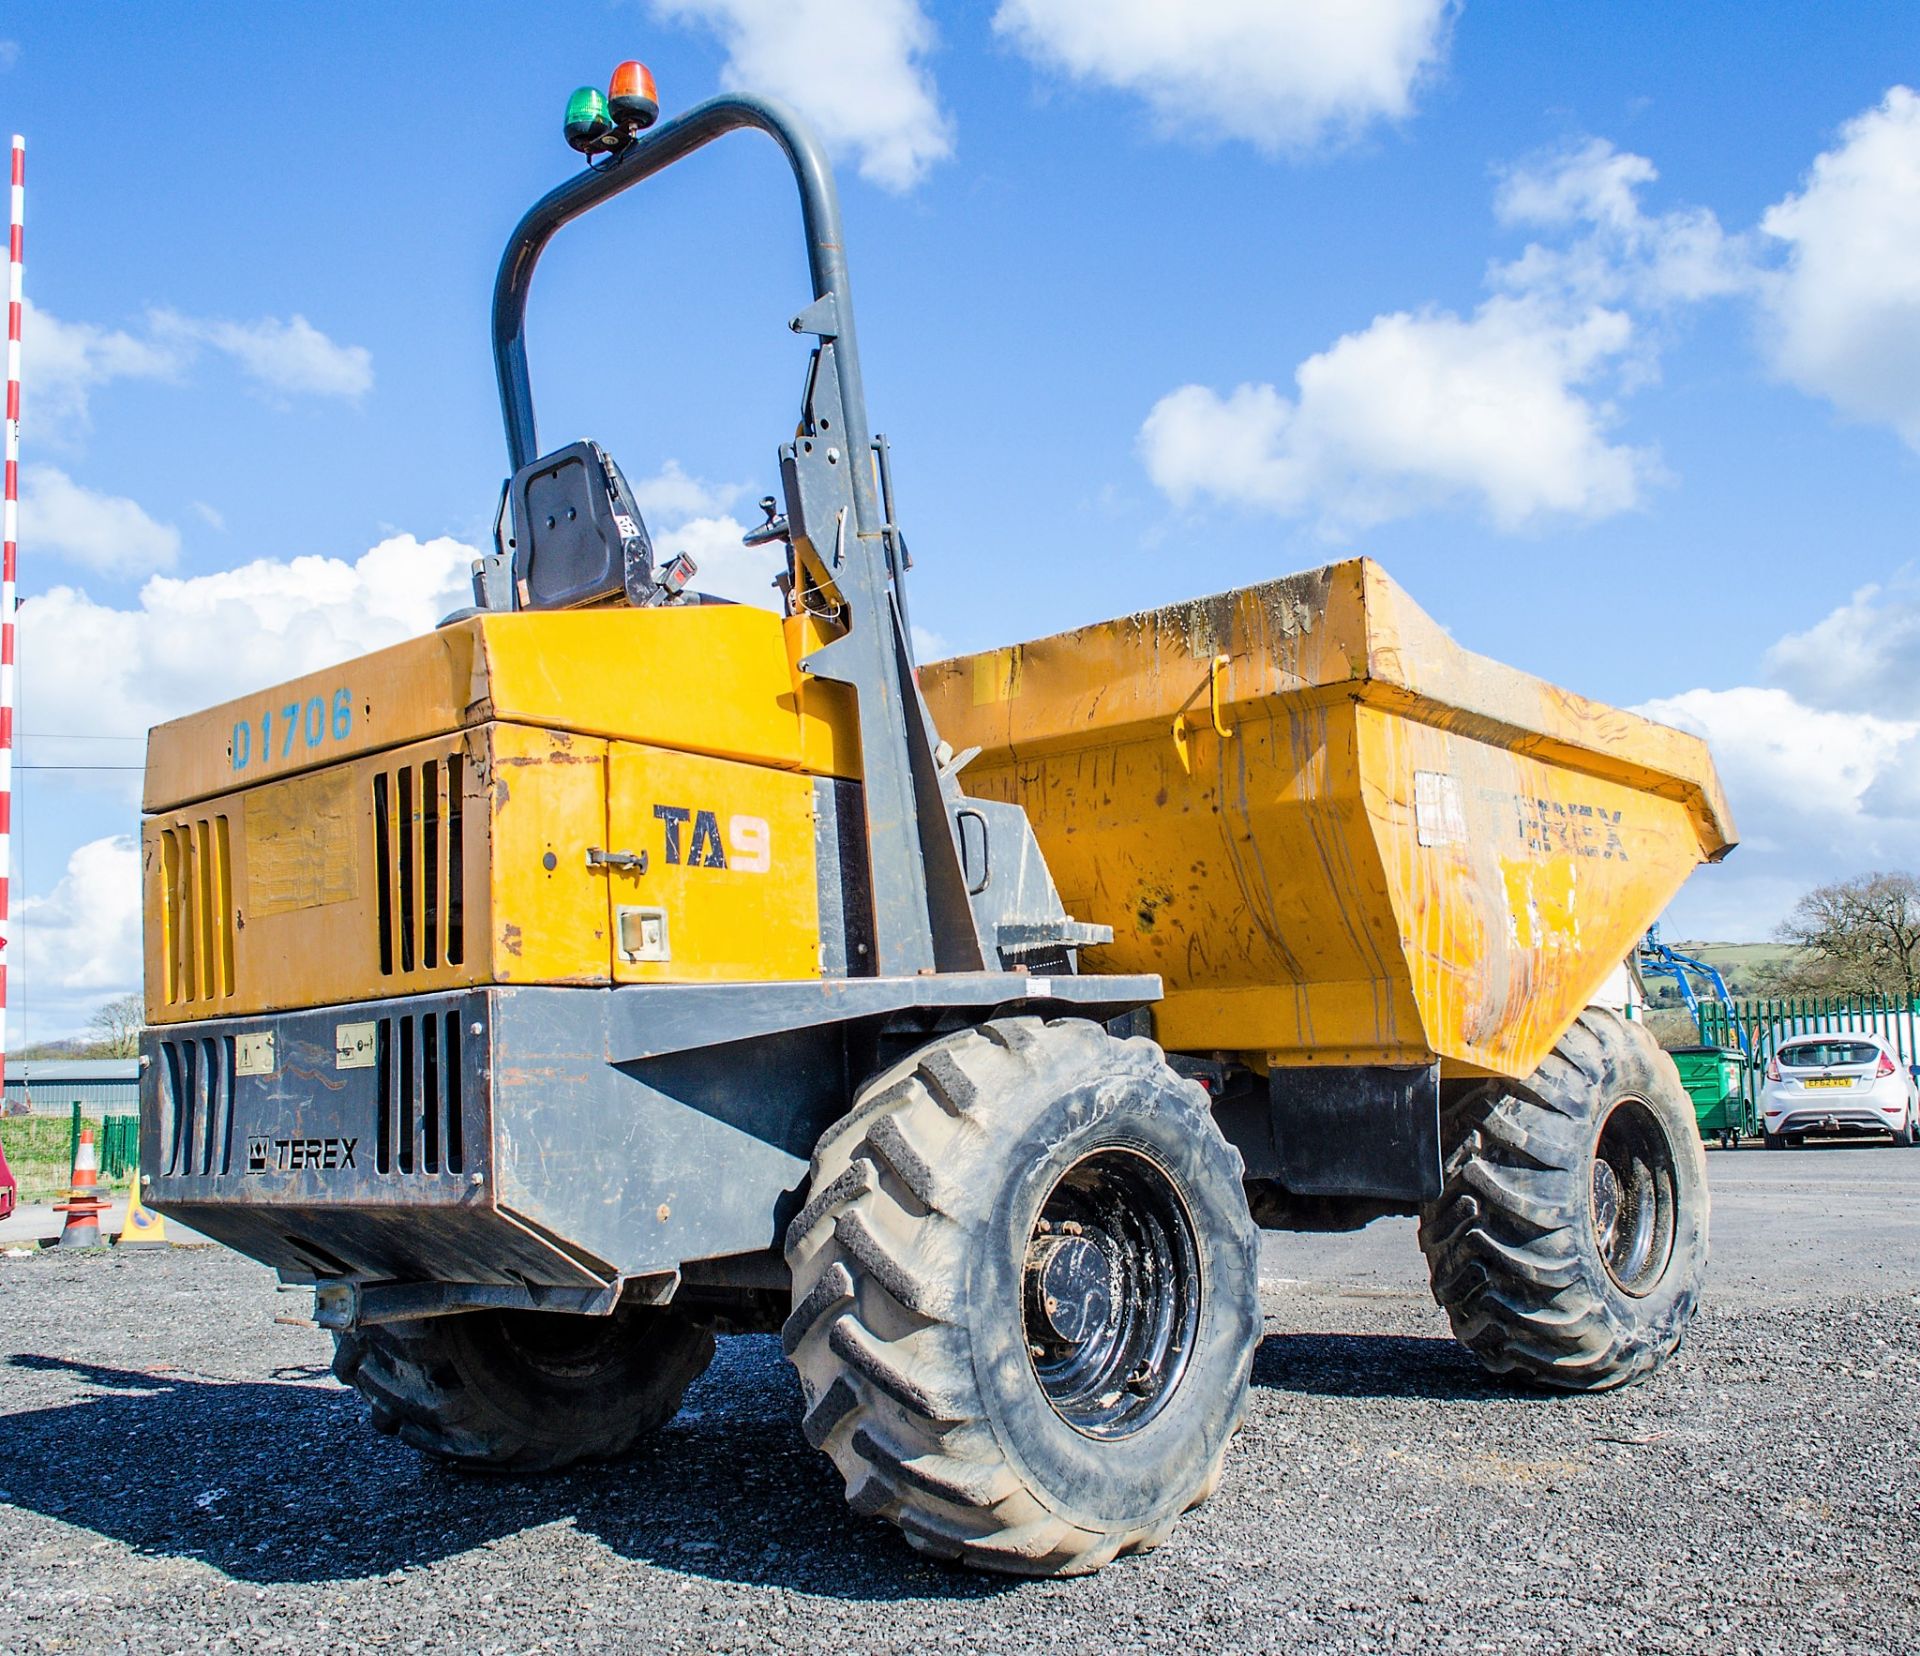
left=1590, top=1096, right=1679, bottom=1296
left=1591, top=1157, right=1622, bottom=1252
left=1025, top=1231, right=1112, bottom=1344
left=1020, top=1147, right=1201, bottom=1440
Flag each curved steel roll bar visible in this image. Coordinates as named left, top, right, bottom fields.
left=490, top=93, right=882, bottom=541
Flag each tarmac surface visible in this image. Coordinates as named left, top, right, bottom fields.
left=1, top=1139, right=1915, bottom=1654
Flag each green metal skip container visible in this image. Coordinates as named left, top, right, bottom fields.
left=1670, top=1046, right=1752, bottom=1148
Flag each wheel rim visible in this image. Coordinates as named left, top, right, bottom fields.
left=1590, top=1097, right=1679, bottom=1296
left=1021, top=1146, right=1201, bottom=1439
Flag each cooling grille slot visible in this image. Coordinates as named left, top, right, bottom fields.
left=373, top=752, right=465, bottom=977
left=374, top=1010, right=465, bottom=1176
left=158, top=1034, right=236, bottom=1176
left=158, top=816, right=236, bottom=1007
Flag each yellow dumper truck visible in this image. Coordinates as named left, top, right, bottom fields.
left=139, top=76, right=1734, bottom=1577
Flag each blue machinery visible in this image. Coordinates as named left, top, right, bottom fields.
left=1636, top=925, right=1751, bottom=1057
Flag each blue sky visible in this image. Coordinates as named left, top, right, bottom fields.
left=1, top=2, right=1916, bottom=1038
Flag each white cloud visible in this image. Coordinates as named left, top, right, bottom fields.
left=153, top=310, right=374, bottom=400
left=1757, top=86, right=1920, bottom=450
left=19, top=464, right=180, bottom=573
left=21, top=299, right=372, bottom=435
left=1642, top=685, right=1920, bottom=937
left=1764, top=575, right=1920, bottom=721
left=632, top=459, right=744, bottom=521
left=190, top=501, right=226, bottom=532
left=16, top=533, right=476, bottom=777
left=20, top=299, right=185, bottom=433
left=653, top=0, right=952, bottom=191
left=1141, top=296, right=1650, bottom=531
left=1137, top=122, right=1789, bottom=533
left=1641, top=574, right=1920, bottom=938
left=1492, top=138, right=1753, bottom=310
left=17, top=836, right=141, bottom=1001
left=0, top=40, right=19, bottom=72
left=994, top=0, right=1450, bottom=152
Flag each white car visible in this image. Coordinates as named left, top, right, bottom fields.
left=1761, top=1032, right=1920, bottom=1148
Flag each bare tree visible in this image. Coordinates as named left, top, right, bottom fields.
left=86, top=993, right=145, bottom=1058
left=1767, top=871, right=1920, bottom=1003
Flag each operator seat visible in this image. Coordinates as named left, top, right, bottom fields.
left=507, top=440, right=656, bottom=610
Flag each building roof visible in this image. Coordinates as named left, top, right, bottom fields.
left=5, top=1059, right=140, bottom=1084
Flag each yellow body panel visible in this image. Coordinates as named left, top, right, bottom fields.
left=143, top=605, right=857, bottom=813
left=141, top=606, right=852, bottom=1023
left=145, top=723, right=613, bottom=1022
left=922, top=558, right=1735, bottom=1081
left=487, top=724, right=613, bottom=986
left=605, top=743, right=822, bottom=983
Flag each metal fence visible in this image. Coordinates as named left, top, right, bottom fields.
left=1698, top=995, right=1920, bottom=1110
left=59, top=1103, right=140, bottom=1181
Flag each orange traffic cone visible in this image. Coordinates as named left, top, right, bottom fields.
left=53, top=1127, right=111, bottom=1248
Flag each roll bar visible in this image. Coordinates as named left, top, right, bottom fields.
left=490, top=93, right=883, bottom=542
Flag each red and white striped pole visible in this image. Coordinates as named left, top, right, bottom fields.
left=1, top=135, right=22, bottom=1090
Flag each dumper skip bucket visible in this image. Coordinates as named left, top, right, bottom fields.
left=922, top=558, right=1735, bottom=1081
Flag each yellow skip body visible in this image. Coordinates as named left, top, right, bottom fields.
left=921, top=558, right=1735, bottom=1080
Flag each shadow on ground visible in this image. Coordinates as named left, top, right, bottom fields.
left=1251, top=1330, right=1511, bottom=1402
left=3, top=1326, right=1511, bottom=1592
left=0, top=1338, right=998, bottom=1599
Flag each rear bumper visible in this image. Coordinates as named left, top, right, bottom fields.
left=1764, top=1103, right=1903, bottom=1136
left=142, top=972, right=1157, bottom=1290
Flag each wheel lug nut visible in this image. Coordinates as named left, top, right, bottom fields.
left=1061, top=1221, right=1083, bottom=1236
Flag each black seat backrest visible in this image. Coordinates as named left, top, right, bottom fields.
left=508, top=440, right=654, bottom=610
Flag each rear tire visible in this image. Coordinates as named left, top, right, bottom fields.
left=332, top=1305, right=714, bottom=1472
left=783, top=1016, right=1260, bottom=1576
left=1418, top=1009, right=1708, bottom=1392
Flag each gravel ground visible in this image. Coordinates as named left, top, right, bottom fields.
left=1, top=1143, right=1916, bottom=1654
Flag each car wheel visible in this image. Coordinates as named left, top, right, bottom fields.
left=1763, top=1129, right=1786, bottom=1151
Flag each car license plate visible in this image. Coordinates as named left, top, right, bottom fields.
left=1804, top=1077, right=1851, bottom=1089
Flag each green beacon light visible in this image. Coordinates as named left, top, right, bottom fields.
left=564, top=85, right=615, bottom=155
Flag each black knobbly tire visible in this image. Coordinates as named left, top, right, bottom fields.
left=783, top=1016, right=1260, bottom=1577
left=331, top=1305, right=715, bottom=1473
left=1418, top=1008, right=1709, bottom=1393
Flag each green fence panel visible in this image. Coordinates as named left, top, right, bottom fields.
left=100, top=1115, right=138, bottom=1180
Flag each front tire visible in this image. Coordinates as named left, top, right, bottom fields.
left=332, top=1304, right=715, bottom=1472
left=1418, top=1009, right=1708, bottom=1392
left=783, top=1017, right=1260, bottom=1576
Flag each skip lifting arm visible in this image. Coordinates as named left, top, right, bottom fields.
left=486, top=93, right=983, bottom=979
